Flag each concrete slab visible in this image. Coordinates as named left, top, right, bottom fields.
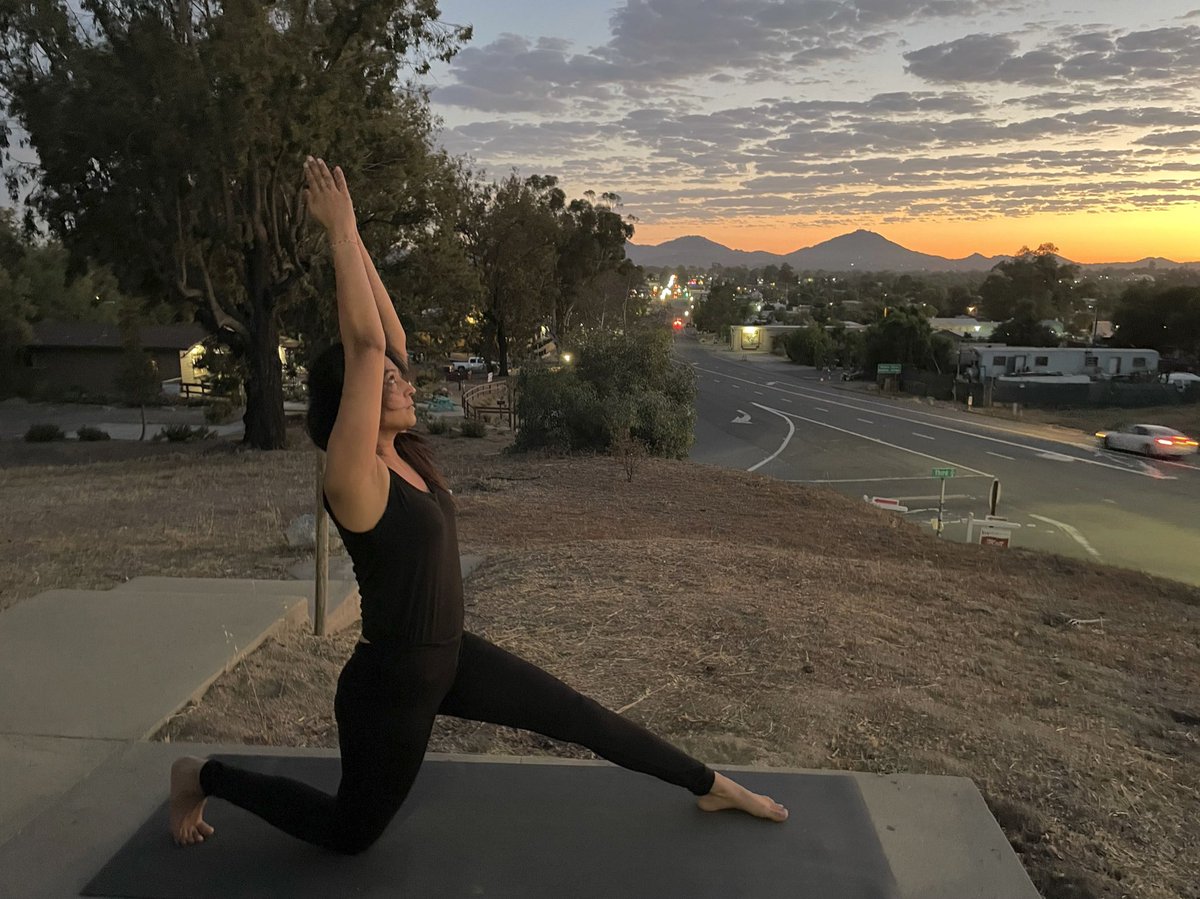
left=0, top=735, right=123, bottom=845
left=0, top=589, right=307, bottom=740
left=114, top=576, right=359, bottom=635
left=0, top=744, right=1038, bottom=899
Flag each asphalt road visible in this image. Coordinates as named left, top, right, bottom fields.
left=679, top=337, right=1200, bottom=587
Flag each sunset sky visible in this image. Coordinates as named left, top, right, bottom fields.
left=429, top=1, right=1200, bottom=263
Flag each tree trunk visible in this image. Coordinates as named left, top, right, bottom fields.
left=242, top=307, right=286, bottom=450
left=496, top=317, right=509, bottom=377
left=139, top=405, right=146, bottom=441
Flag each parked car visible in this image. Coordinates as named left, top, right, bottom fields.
left=1164, top=372, right=1200, bottom=391
left=447, top=356, right=492, bottom=374
left=1095, top=424, right=1199, bottom=458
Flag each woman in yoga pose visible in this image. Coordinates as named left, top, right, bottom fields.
left=167, top=157, right=787, bottom=852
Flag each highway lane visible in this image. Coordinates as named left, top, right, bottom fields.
left=681, top=341, right=1200, bottom=586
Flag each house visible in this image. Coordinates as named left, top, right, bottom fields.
left=19, top=320, right=208, bottom=399
left=962, top=346, right=1159, bottom=380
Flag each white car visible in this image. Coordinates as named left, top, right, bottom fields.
left=1096, top=424, right=1199, bottom=458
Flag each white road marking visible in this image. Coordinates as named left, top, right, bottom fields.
left=1102, top=499, right=1117, bottom=504
left=987, top=451, right=1015, bottom=461
left=732, top=411, right=752, bottom=424
left=754, top=391, right=764, bottom=396
left=1036, top=451, right=1077, bottom=462
left=1030, top=514, right=1102, bottom=559
left=751, top=403, right=993, bottom=478
left=857, top=418, right=874, bottom=424
left=893, top=494, right=973, bottom=502
left=912, top=432, right=935, bottom=440
left=780, top=397, right=793, bottom=403
left=747, top=406, right=796, bottom=473
left=814, top=406, right=829, bottom=412
left=792, top=475, right=990, bottom=484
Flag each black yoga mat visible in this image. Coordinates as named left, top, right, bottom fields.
left=84, top=756, right=899, bottom=898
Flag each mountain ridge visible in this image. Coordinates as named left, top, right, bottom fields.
left=624, top=230, right=1198, bottom=272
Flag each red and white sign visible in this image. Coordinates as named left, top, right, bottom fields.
left=865, top=496, right=909, bottom=512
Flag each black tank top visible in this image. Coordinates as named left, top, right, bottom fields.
left=326, top=468, right=464, bottom=645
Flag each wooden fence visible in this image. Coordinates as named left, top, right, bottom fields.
left=462, top=379, right=517, bottom=429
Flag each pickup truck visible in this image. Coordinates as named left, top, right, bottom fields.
left=447, top=356, right=491, bottom=374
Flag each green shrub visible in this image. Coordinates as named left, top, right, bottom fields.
left=785, top=328, right=834, bottom=366
left=76, top=426, right=112, bottom=441
left=154, top=424, right=216, bottom=442
left=426, top=417, right=450, bottom=435
left=203, top=399, right=241, bottom=425
left=515, top=329, right=696, bottom=458
left=24, top=423, right=66, bottom=442
left=460, top=418, right=487, bottom=438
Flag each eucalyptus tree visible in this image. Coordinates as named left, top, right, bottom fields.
left=465, top=173, right=559, bottom=375
left=550, top=186, right=635, bottom=339
left=0, top=0, right=468, bottom=447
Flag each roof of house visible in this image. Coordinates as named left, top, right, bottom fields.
left=29, top=321, right=208, bottom=351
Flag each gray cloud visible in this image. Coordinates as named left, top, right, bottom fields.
left=902, top=33, right=1021, bottom=82
left=435, top=0, right=1000, bottom=112
left=1135, top=130, right=1200, bottom=147
left=905, top=24, right=1200, bottom=86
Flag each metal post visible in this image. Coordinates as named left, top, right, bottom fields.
left=314, top=453, right=328, bottom=636
left=937, top=476, right=946, bottom=538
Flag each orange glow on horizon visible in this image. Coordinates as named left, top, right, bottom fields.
left=630, top=206, right=1200, bottom=265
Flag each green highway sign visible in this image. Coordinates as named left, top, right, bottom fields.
left=876, top=363, right=902, bottom=374
left=932, top=467, right=956, bottom=479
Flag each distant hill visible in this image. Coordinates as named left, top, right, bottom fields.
left=625, top=230, right=1197, bottom=273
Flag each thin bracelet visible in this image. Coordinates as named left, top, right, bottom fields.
left=328, top=236, right=357, bottom=250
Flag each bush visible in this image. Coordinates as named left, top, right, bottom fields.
left=426, top=417, right=450, bottom=435
left=515, top=329, right=696, bottom=458
left=460, top=418, right=487, bottom=438
left=76, top=426, right=112, bottom=441
left=154, top=424, right=216, bottom=442
left=203, top=399, right=241, bottom=425
left=24, top=423, right=66, bottom=442
left=785, top=328, right=834, bottom=366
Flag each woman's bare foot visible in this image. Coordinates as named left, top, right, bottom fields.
left=697, top=771, right=788, bottom=822
left=169, top=756, right=215, bottom=846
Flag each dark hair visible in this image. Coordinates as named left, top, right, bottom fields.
left=306, top=343, right=449, bottom=493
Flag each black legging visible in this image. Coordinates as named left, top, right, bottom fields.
left=199, top=631, right=716, bottom=854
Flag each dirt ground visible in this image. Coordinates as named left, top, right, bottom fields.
left=4, top=428, right=1199, bottom=898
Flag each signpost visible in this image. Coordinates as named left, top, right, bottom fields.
left=876, top=363, right=902, bottom=375
left=931, top=467, right=955, bottom=538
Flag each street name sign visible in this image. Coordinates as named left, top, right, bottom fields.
left=877, top=363, right=902, bottom=374
left=931, top=467, right=956, bottom=479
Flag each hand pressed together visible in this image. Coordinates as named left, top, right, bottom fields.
left=303, top=156, right=356, bottom=239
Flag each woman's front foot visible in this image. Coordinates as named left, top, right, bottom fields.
left=697, top=771, right=788, bottom=822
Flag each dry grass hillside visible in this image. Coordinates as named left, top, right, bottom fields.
left=2, top=430, right=1197, bottom=898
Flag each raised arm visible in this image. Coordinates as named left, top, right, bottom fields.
left=358, top=237, right=407, bottom=361
left=304, top=157, right=389, bottom=530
